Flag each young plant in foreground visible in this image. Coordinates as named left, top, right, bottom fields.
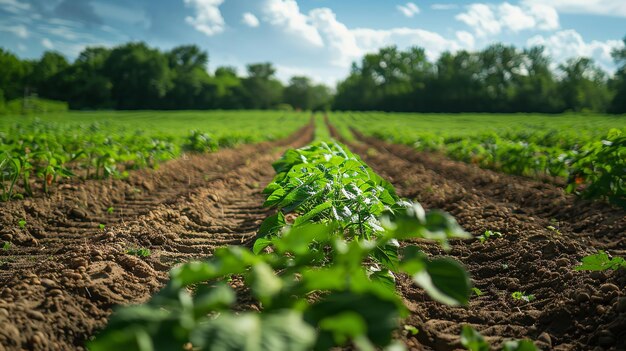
left=478, top=230, right=502, bottom=243
left=90, top=142, right=474, bottom=351
left=126, top=248, right=151, bottom=257
left=511, top=291, right=535, bottom=302
left=461, top=325, right=537, bottom=351
left=575, top=251, right=626, bottom=271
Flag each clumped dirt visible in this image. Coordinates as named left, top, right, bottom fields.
left=339, top=128, right=626, bottom=351
left=0, top=123, right=313, bottom=351
left=2, top=119, right=625, bottom=351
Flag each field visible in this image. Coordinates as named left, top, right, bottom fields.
left=0, top=111, right=625, bottom=351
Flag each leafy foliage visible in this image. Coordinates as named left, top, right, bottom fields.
left=461, top=326, right=537, bottom=351
left=575, top=251, right=626, bottom=271
left=91, top=142, right=473, bottom=350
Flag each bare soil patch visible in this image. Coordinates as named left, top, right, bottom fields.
left=0, top=124, right=313, bottom=351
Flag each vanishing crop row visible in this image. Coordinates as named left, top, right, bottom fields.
left=330, top=113, right=626, bottom=208
left=0, top=111, right=307, bottom=201
left=91, top=140, right=537, bottom=351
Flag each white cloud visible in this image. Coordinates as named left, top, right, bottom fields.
left=263, top=0, right=323, bottom=47
left=242, top=12, right=260, bottom=27
left=0, top=0, right=30, bottom=13
left=431, top=4, right=458, bottom=10
left=258, top=2, right=471, bottom=68
left=523, top=0, right=626, bottom=18
left=17, top=43, right=26, bottom=51
left=456, top=4, right=501, bottom=37
left=351, top=28, right=463, bottom=62
left=397, top=2, right=420, bottom=17
left=456, top=30, right=475, bottom=49
left=527, top=30, right=624, bottom=71
left=41, top=38, right=54, bottom=49
left=0, top=24, right=28, bottom=38
left=183, top=0, right=225, bottom=36
left=308, top=8, right=362, bottom=66
left=456, top=2, right=558, bottom=37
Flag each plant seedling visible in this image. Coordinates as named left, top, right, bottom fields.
left=546, top=225, right=561, bottom=235
left=107, top=207, right=114, bottom=215
left=478, top=230, right=502, bottom=243
left=575, top=251, right=626, bottom=271
left=98, top=224, right=105, bottom=230
left=404, top=325, right=419, bottom=335
left=18, top=220, right=26, bottom=229
left=511, top=291, right=535, bottom=302
left=127, top=247, right=151, bottom=257
left=472, top=287, right=484, bottom=296
left=2, top=242, right=11, bottom=251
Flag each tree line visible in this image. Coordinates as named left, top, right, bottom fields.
left=0, top=43, right=332, bottom=111
left=1, top=39, right=625, bottom=113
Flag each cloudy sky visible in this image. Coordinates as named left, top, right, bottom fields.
left=0, top=0, right=625, bottom=84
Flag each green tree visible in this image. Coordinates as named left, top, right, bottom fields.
left=164, top=45, right=211, bottom=109
left=609, top=36, right=626, bottom=113
left=242, top=63, right=283, bottom=109
left=104, top=42, right=173, bottom=109
left=559, top=57, right=612, bottom=112
left=30, top=51, right=70, bottom=101
left=0, top=49, right=29, bottom=100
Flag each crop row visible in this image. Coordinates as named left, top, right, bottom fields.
left=0, top=113, right=306, bottom=201
left=90, top=141, right=537, bottom=350
left=330, top=113, right=626, bottom=208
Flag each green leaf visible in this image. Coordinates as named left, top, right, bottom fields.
left=257, top=212, right=286, bottom=239
left=305, top=292, right=400, bottom=349
left=293, top=201, right=332, bottom=226
left=460, top=325, right=489, bottom=351
left=412, top=258, right=471, bottom=306
left=190, top=310, right=315, bottom=351
left=502, top=340, right=539, bottom=351
left=247, top=262, right=283, bottom=305
left=575, top=251, right=626, bottom=271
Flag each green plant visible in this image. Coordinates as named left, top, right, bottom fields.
left=472, top=287, right=484, bottom=296
left=99, top=224, right=106, bottom=230
left=461, top=325, right=537, bottom=351
left=18, top=219, right=26, bottom=229
left=511, top=291, right=535, bottom=302
left=2, top=241, right=11, bottom=251
left=126, top=247, right=151, bottom=257
left=90, top=142, right=472, bottom=351
left=478, top=230, right=502, bottom=243
left=575, top=251, right=626, bottom=271
left=107, top=207, right=114, bottom=214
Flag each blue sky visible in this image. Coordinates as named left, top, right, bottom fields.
left=0, top=0, right=625, bottom=85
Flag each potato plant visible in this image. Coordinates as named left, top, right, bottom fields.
left=331, top=113, right=626, bottom=208
left=90, top=141, right=481, bottom=351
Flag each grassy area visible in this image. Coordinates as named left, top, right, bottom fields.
left=0, top=110, right=308, bottom=138
left=0, top=111, right=309, bottom=200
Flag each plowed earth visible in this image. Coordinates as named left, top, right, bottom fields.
left=0, top=124, right=313, bottom=351
left=2, top=121, right=625, bottom=351
left=334, top=126, right=626, bottom=351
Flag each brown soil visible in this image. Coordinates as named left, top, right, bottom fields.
left=335, top=127, right=626, bottom=351
left=0, top=123, right=314, bottom=351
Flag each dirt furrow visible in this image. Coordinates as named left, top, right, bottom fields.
left=0, top=124, right=313, bottom=351
left=335, top=128, right=625, bottom=350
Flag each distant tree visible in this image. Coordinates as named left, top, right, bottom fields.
left=58, top=47, right=112, bottom=109
left=609, top=36, right=626, bottom=113
left=104, top=42, right=173, bottom=109
left=164, top=45, right=211, bottom=109
left=30, top=51, right=70, bottom=101
left=559, top=57, right=612, bottom=112
left=242, top=63, right=283, bottom=109
left=513, top=46, right=562, bottom=113
left=210, top=66, right=246, bottom=109
left=0, top=49, right=29, bottom=100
